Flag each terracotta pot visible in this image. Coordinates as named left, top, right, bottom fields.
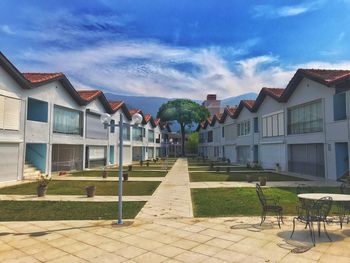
left=123, top=173, right=129, bottom=181
left=259, top=177, right=267, bottom=186
left=86, top=186, right=96, bottom=197
left=37, top=185, right=47, bottom=197
left=146, top=161, right=150, bottom=167
left=102, top=171, right=108, bottom=178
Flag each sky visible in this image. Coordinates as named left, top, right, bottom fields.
left=1, top=0, right=350, bottom=99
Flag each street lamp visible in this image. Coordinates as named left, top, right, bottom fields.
left=101, top=112, right=143, bottom=224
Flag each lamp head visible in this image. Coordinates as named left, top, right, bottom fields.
left=132, top=113, right=143, bottom=125
left=100, top=113, right=112, bottom=125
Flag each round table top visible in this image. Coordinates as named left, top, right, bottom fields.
left=298, top=193, right=350, bottom=202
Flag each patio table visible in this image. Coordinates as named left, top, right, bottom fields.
left=298, top=193, right=350, bottom=228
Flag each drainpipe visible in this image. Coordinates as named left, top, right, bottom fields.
left=21, top=99, right=27, bottom=180
left=322, top=98, right=328, bottom=179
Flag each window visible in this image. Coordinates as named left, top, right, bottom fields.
left=123, top=125, right=130, bottom=141
left=208, top=131, right=213, bottom=142
left=262, top=112, right=284, bottom=137
left=222, top=127, right=225, bottom=137
left=237, top=120, right=250, bottom=136
left=254, top=117, right=259, bottom=133
left=287, top=100, right=323, bottom=134
left=86, top=112, right=108, bottom=139
left=148, top=129, right=155, bottom=142
left=334, top=92, right=346, bottom=121
left=53, top=105, right=83, bottom=135
left=0, top=95, right=21, bottom=130
left=27, top=98, right=48, bottom=123
left=110, top=120, right=115, bottom=133
left=132, top=127, right=143, bottom=141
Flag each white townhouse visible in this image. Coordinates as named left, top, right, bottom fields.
left=220, top=107, right=237, bottom=163
left=198, top=69, right=350, bottom=181
left=0, top=52, right=163, bottom=183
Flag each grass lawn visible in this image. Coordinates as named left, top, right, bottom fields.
left=189, top=172, right=308, bottom=182
left=0, top=201, right=145, bottom=221
left=187, top=162, right=231, bottom=166
left=71, top=170, right=167, bottom=177
left=191, top=187, right=341, bottom=217
left=188, top=167, right=256, bottom=172
left=0, top=181, right=161, bottom=196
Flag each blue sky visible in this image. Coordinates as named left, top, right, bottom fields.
left=1, top=0, right=350, bottom=99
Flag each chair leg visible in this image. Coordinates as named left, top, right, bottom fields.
left=276, top=213, right=281, bottom=229
left=290, top=217, right=296, bottom=238
left=309, top=221, right=315, bottom=246
left=323, top=221, right=332, bottom=242
left=260, top=211, right=266, bottom=226
left=318, top=221, right=321, bottom=237
left=280, top=212, right=284, bottom=224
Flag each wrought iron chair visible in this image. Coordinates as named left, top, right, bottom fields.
left=256, top=183, right=284, bottom=228
left=291, top=196, right=333, bottom=246
left=295, top=185, right=314, bottom=229
left=338, top=183, right=350, bottom=227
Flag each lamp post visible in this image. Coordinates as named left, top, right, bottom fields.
left=101, top=112, right=143, bottom=224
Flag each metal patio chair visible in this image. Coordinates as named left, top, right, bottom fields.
left=256, top=183, right=284, bottom=228
left=291, top=196, right=333, bottom=246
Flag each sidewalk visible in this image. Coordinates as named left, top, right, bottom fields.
left=136, top=158, right=193, bottom=219
left=53, top=176, right=165, bottom=182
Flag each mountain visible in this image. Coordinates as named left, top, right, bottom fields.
left=105, top=92, right=258, bottom=118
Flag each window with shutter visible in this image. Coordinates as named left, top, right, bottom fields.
left=4, top=97, right=20, bottom=130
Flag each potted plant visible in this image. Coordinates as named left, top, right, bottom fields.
left=86, top=185, right=96, bottom=197
left=146, top=160, right=150, bottom=167
left=246, top=174, right=253, bottom=183
left=275, top=163, right=281, bottom=172
left=259, top=176, right=267, bottom=186
left=102, top=170, right=108, bottom=178
left=128, top=165, right=133, bottom=172
left=37, top=174, right=51, bottom=197
left=140, top=160, right=143, bottom=166
left=123, top=172, right=129, bottom=181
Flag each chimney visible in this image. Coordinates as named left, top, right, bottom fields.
left=207, top=94, right=217, bottom=100
left=202, top=94, right=221, bottom=116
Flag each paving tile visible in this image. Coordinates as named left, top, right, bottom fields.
left=174, top=251, right=211, bottom=263
left=154, top=244, right=186, bottom=258
left=133, top=251, right=168, bottom=263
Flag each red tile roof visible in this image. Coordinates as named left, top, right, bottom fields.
left=144, top=114, right=152, bottom=122
left=154, top=118, right=160, bottom=125
left=77, top=90, right=102, bottom=102
left=109, top=101, right=124, bottom=111
left=22, top=72, right=64, bottom=83
left=262, top=87, right=284, bottom=98
left=300, top=69, right=350, bottom=84
left=227, top=107, right=237, bottom=115
left=242, top=100, right=255, bottom=108
left=129, top=109, right=141, bottom=115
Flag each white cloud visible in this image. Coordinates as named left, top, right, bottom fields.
left=18, top=39, right=350, bottom=101
left=0, top=25, right=15, bottom=35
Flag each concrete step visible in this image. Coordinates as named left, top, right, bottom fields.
left=23, top=171, right=41, bottom=180
left=24, top=167, right=38, bottom=173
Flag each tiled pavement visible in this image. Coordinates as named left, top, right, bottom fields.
left=136, top=158, right=193, bottom=219
left=1, top=216, right=350, bottom=263
left=0, top=195, right=150, bottom=202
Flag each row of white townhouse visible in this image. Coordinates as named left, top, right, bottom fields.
left=0, top=52, right=167, bottom=183
left=197, top=68, right=350, bottom=181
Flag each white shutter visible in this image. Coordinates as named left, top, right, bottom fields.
left=278, top=112, right=284, bottom=136
left=89, top=146, right=106, bottom=160
left=4, top=97, right=20, bottom=130
left=0, top=96, right=5, bottom=129
left=267, top=116, right=272, bottom=137
left=272, top=114, right=278, bottom=136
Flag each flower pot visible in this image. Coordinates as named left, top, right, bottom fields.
left=102, top=171, right=108, bottom=178
left=146, top=161, right=150, bottom=167
left=246, top=175, right=253, bottom=183
left=86, top=186, right=96, bottom=198
left=259, top=177, right=267, bottom=186
left=37, top=185, right=47, bottom=197
left=123, top=173, right=129, bottom=181
left=128, top=165, right=133, bottom=172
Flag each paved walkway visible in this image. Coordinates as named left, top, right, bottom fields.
left=136, top=158, right=193, bottom=219
left=0, top=195, right=150, bottom=202
left=1, top=216, right=349, bottom=263
left=190, top=180, right=341, bottom=189
left=53, top=177, right=165, bottom=182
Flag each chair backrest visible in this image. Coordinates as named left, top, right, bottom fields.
left=311, top=196, right=333, bottom=220
left=256, top=183, right=266, bottom=207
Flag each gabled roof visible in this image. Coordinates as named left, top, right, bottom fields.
left=220, top=106, right=237, bottom=123
left=129, top=109, right=147, bottom=125
left=280, top=68, right=350, bottom=101
left=154, top=118, right=161, bottom=126
left=77, top=89, right=114, bottom=114
left=232, top=100, right=255, bottom=118
left=22, top=73, right=64, bottom=83
left=108, top=100, right=132, bottom=120
left=252, top=87, right=284, bottom=111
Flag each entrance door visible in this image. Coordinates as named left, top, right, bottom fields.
left=0, top=143, right=19, bottom=182
left=335, top=142, right=349, bottom=178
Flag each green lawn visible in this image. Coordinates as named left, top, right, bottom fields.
left=121, top=166, right=171, bottom=171
left=191, top=187, right=341, bottom=217
left=0, top=201, right=145, bottom=221
left=0, top=181, right=161, bottom=196
left=187, top=162, right=232, bottom=166
left=71, top=170, right=167, bottom=177
left=189, top=172, right=307, bottom=182
left=188, top=166, right=256, bottom=171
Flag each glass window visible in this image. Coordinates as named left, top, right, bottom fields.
left=53, top=105, right=82, bottom=135
left=237, top=120, right=250, bottom=136
left=334, top=92, right=347, bottom=121
left=208, top=131, right=213, bottom=142
left=148, top=129, right=154, bottom=142
left=27, top=98, right=48, bottom=123
left=288, top=100, right=323, bottom=134
left=132, top=127, right=143, bottom=141
left=122, top=125, right=130, bottom=141
left=110, top=120, right=115, bottom=133
left=262, top=112, right=284, bottom=137
left=254, top=117, right=259, bottom=132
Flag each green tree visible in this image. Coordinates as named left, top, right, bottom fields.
left=186, top=132, right=199, bottom=155
left=157, top=99, right=209, bottom=156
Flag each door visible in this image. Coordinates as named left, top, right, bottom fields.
left=0, top=144, right=19, bottom=182
left=110, top=145, right=115, bottom=164
left=335, top=142, right=349, bottom=178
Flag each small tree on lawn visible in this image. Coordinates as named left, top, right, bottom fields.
left=157, top=99, right=209, bottom=156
